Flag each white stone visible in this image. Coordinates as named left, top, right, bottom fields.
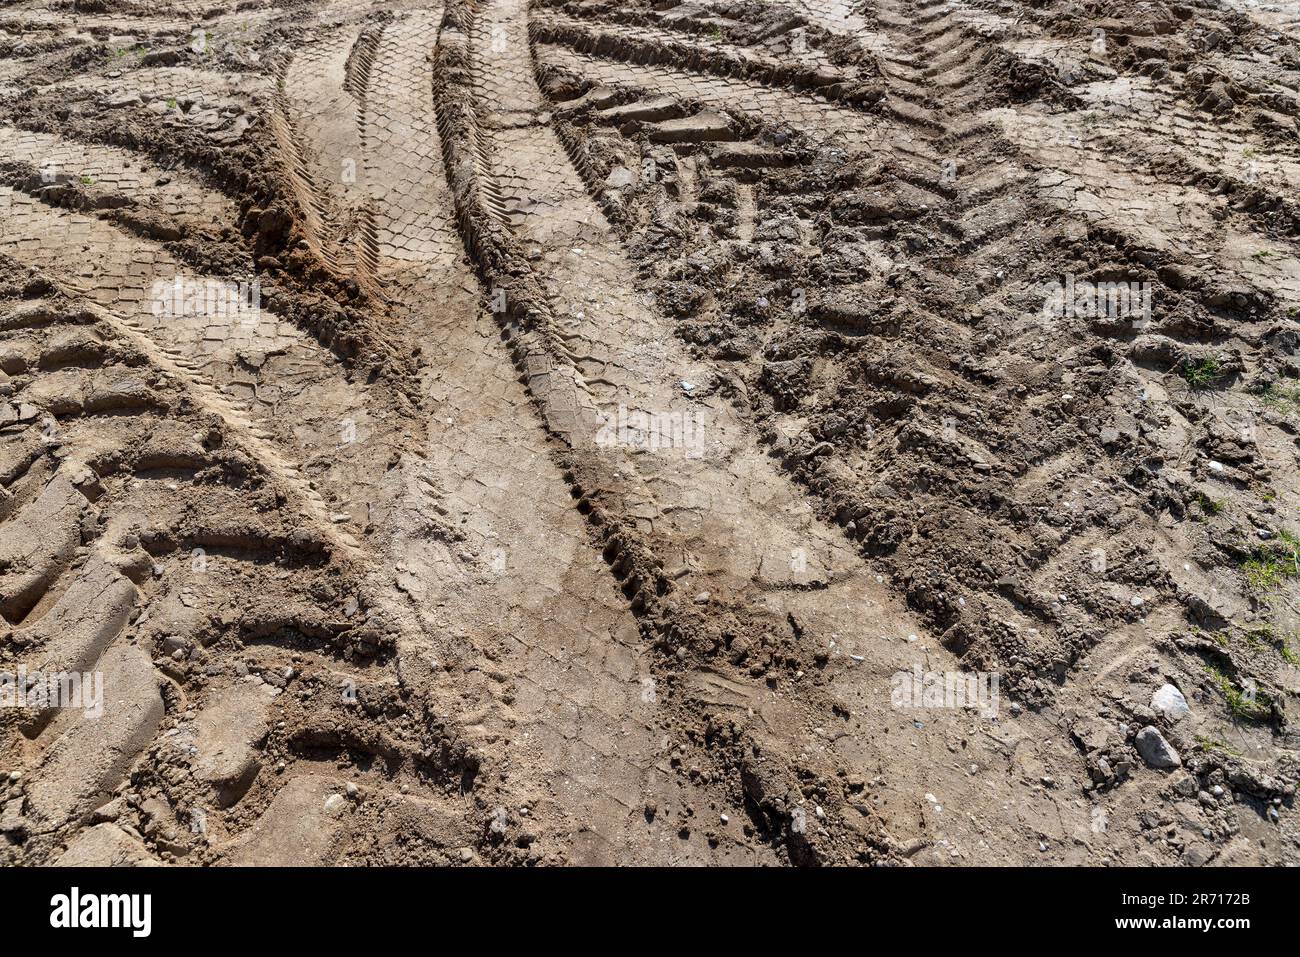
left=1151, top=683, right=1190, bottom=722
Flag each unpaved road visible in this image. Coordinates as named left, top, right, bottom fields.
left=1, top=0, right=1298, bottom=866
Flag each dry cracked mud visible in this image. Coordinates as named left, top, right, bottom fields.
left=1, top=0, right=1299, bottom=867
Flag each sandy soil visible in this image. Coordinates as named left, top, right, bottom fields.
left=1, top=0, right=1298, bottom=866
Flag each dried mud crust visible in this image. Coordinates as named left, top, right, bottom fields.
left=1, top=0, right=1298, bottom=867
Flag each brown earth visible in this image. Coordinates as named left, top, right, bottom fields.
left=1, top=0, right=1298, bottom=866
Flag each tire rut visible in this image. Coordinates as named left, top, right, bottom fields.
left=275, top=3, right=768, bottom=862
left=423, top=0, right=1095, bottom=864
left=0, top=272, right=476, bottom=866
left=6, top=0, right=1299, bottom=867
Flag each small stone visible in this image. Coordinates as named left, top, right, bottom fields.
left=101, top=91, right=143, bottom=109
left=90, top=798, right=123, bottom=823
left=323, top=793, right=346, bottom=815
left=604, top=166, right=634, bottom=189
left=1134, top=725, right=1181, bottom=769
left=1185, top=843, right=1212, bottom=866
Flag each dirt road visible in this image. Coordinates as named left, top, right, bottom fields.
left=1, top=0, right=1297, bottom=866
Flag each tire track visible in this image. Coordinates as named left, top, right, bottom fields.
left=534, top=44, right=901, bottom=153
left=482, top=0, right=1300, bottom=863
left=365, top=11, right=468, bottom=284
left=50, top=66, right=271, bottom=106
left=528, top=11, right=882, bottom=105
left=422, top=0, right=1099, bottom=864
left=0, top=185, right=368, bottom=556
left=273, top=29, right=360, bottom=277
left=7, top=0, right=1296, bottom=867
left=535, top=1, right=934, bottom=126
left=1, top=278, right=475, bottom=864
left=274, top=4, right=768, bottom=863
left=0, top=124, right=237, bottom=230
